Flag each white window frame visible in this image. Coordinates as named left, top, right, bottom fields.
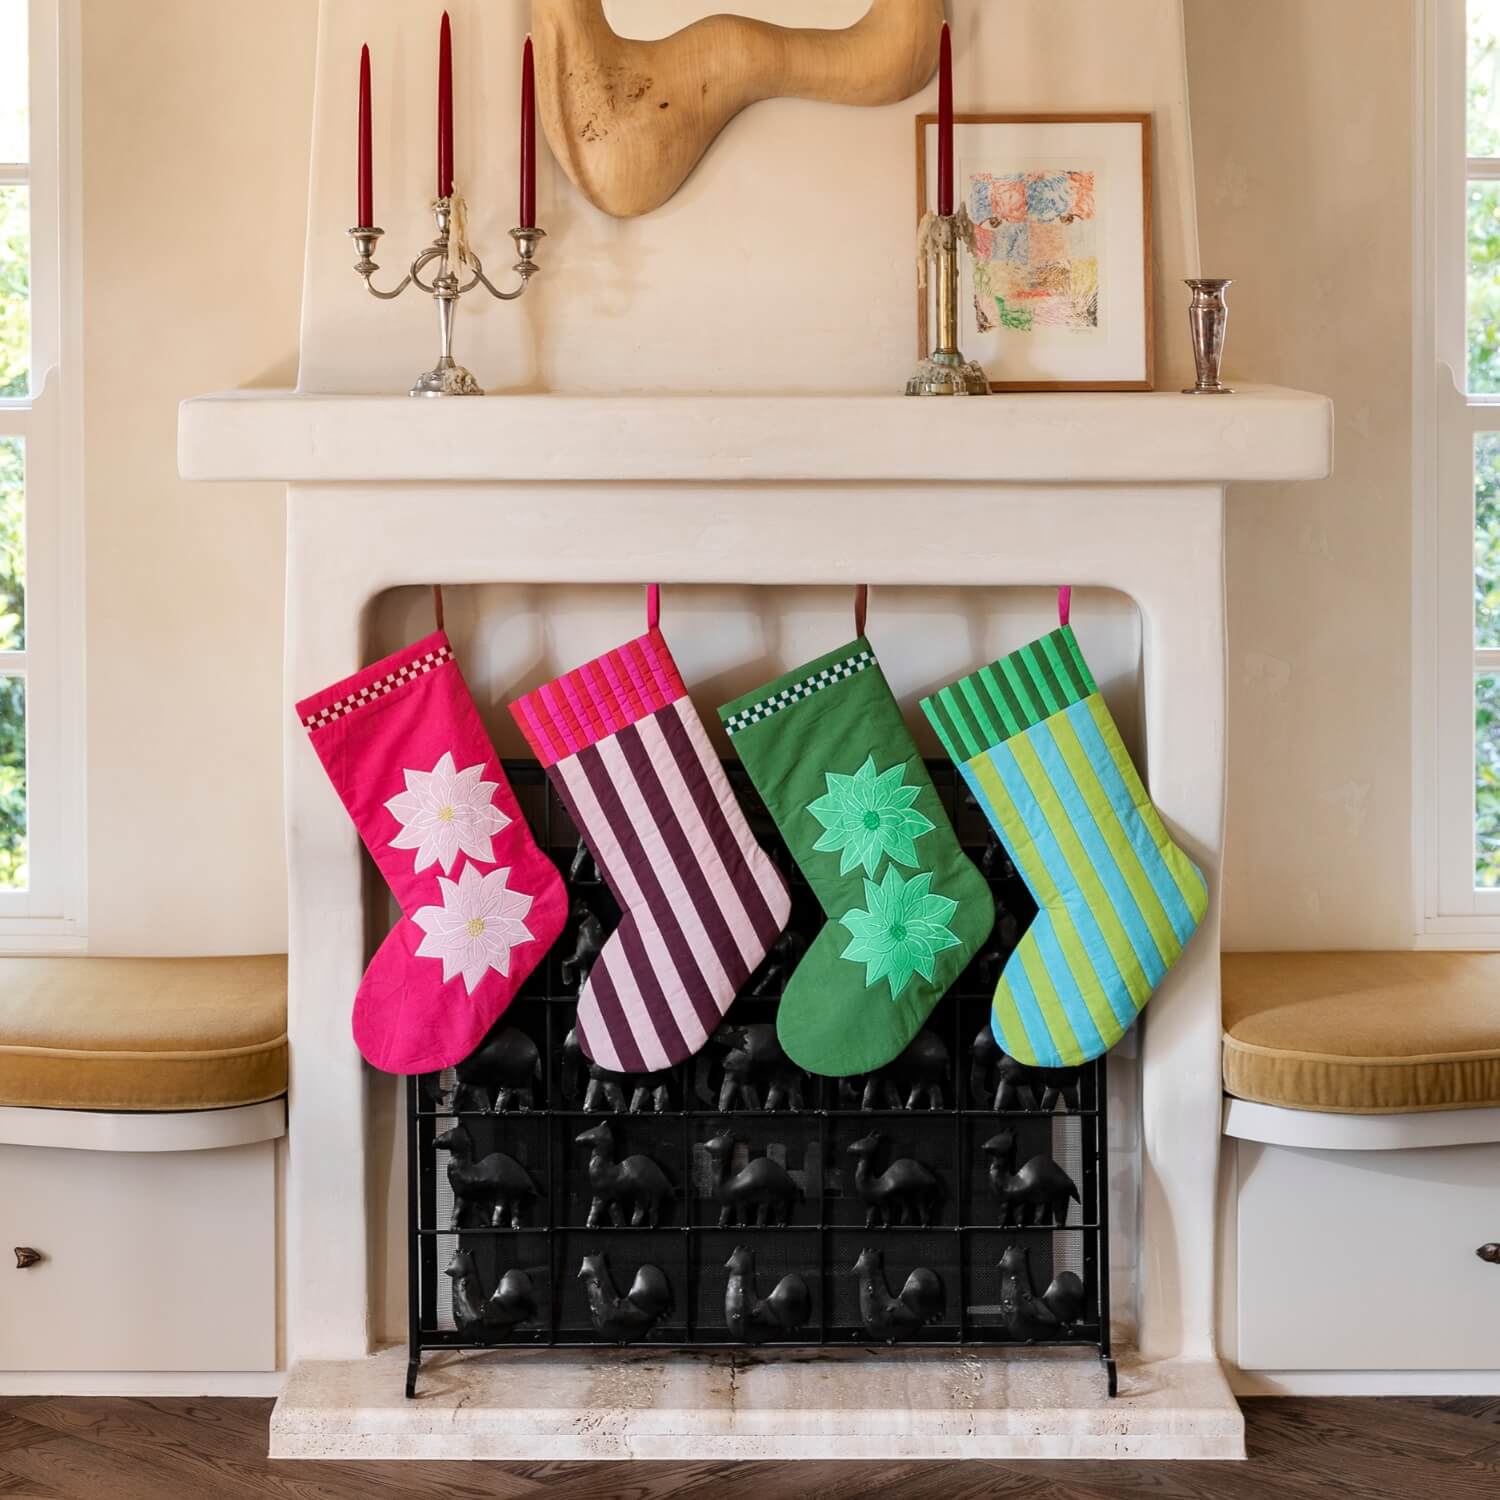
left=0, top=0, right=83, bottom=949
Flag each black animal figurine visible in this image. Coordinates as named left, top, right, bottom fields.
left=970, top=1026, right=1083, bottom=1113
left=695, top=1022, right=807, bottom=1111
left=577, top=1252, right=674, bottom=1344
left=433, top=1124, right=540, bottom=1230
left=452, top=1023, right=541, bottom=1113
left=748, top=926, right=808, bottom=997
left=851, top=1247, right=944, bottom=1344
left=723, top=1245, right=810, bottom=1341
left=982, top=1130, right=1080, bottom=1227
left=561, top=1026, right=674, bottom=1113
left=702, top=1130, right=802, bottom=1227
left=978, top=824, right=1019, bottom=885
left=975, top=915, right=1023, bottom=988
left=560, top=899, right=607, bottom=991
left=568, top=835, right=600, bottom=885
left=574, top=1121, right=676, bottom=1228
left=996, top=1243, right=1086, bottom=1341
left=838, top=1029, right=949, bottom=1111
left=846, top=1132, right=942, bottom=1228
left=444, top=1249, right=539, bottom=1336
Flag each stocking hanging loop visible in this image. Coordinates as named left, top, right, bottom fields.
left=647, top=584, right=661, bottom=630
left=433, top=585, right=445, bottom=632
left=854, top=584, right=869, bottom=638
left=1057, top=586, right=1071, bottom=627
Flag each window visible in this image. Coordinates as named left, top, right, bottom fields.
left=0, top=0, right=82, bottom=947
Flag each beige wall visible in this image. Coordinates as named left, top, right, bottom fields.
left=81, top=0, right=311, bottom=953
left=1186, top=0, right=1415, bottom=948
left=76, top=0, right=1416, bottom=955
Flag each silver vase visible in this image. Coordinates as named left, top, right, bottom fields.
left=1183, top=278, right=1233, bottom=395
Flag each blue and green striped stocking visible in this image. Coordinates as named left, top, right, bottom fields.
left=920, top=625, right=1208, bottom=1068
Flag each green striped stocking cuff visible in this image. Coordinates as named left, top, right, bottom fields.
left=920, top=626, right=1097, bottom=762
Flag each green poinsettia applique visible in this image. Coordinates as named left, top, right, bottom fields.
left=807, top=754, right=936, bottom=877
left=838, top=867, right=961, bottom=999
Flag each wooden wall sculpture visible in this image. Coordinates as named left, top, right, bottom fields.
left=532, top=0, right=945, bottom=218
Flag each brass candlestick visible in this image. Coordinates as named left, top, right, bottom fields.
left=907, top=209, right=990, bottom=397
left=347, top=197, right=545, bottom=397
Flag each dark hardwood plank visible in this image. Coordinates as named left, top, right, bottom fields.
left=14, top=1397, right=273, bottom=1460
left=524, top=1460, right=745, bottom=1500
left=279, top=1464, right=542, bottom=1500
left=1010, top=1462, right=1314, bottom=1500
left=0, top=1415, right=59, bottom=1460
left=1240, top=1433, right=1500, bottom=1500
left=666, top=1462, right=1052, bottom=1500
left=0, top=1464, right=70, bottom=1500
left=1419, top=1396, right=1500, bottom=1425
left=12, top=1397, right=545, bottom=1500
left=1243, top=1395, right=1500, bottom=1462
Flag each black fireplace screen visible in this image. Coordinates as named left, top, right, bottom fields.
left=406, top=759, right=1114, bottom=1396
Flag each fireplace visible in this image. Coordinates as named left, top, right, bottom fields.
left=179, top=381, right=1332, bottom=1458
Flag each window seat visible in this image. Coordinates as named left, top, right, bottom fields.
left=0, top=955, right=287, bottom=1113
left=1221, top=953, right=1500, bottom=1377
left=1222, top=951, right=1500, bottom=1115
left=0, top=958, right=285, bottom=1375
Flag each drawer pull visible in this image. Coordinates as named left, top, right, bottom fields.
left=13, top=1247, right=42, bottom=1269
left=1479, top=1243, right=1500, bottom=1265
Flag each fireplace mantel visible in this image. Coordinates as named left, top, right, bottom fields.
left=181, top=383, right=1331, bottom=1459
left=179, top=385, right=1331, bottom=484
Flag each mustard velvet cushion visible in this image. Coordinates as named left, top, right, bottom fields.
left=1223, top=952, right=1500, bottom=1114
left=0, top=956, right=288, bottom=1111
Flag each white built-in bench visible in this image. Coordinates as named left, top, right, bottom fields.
left=0, top=957, right=287, bottom=1385
left=1221, top=952, right=1500, bottom=1389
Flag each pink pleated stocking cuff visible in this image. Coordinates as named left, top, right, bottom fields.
left=508, top=627, right=687, bottom=767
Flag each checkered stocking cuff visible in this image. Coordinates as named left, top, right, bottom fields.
left=720, top=640, right=876, bottom=738
left=295, top=630, right=455, bottom=733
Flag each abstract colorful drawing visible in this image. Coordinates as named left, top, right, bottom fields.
left=969, top=170, right=1099, bottom=334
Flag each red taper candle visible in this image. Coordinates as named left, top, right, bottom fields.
left=520, top=35, right=536, bottom=227
left=357, top=44, right=373, bottom=226
left=437, top=11, right=454, bottom=199
left=937, top=22, right=954, bottom=216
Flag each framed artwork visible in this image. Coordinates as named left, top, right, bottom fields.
left=916, top=113, right=1154, bottom=391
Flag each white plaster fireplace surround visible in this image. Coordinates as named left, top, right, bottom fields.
left=175, top=0, right=1331, bottom=1459
left=180, top=387, right=1332, bottom=1459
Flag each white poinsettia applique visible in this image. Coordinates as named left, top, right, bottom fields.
left=412, top=862, right=536, bottom=993
left=385, top=750, right=510, bottom=873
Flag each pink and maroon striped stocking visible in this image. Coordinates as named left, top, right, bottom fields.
left=509, top=593, right=791, bottom=1070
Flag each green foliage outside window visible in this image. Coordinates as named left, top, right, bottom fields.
left=0, top=185, right=25, bottom=397
left=1470, top=13, right=1500, bottom=884
left=0, top=674, right=22, bottom=889
left=0, top=182, right=25, bottom=888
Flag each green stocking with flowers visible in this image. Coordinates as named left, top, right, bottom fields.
left=719, top=639, right=994, bottom=1076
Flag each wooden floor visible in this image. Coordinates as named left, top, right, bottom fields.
left=0, top=1395, right=1497, bottom=1498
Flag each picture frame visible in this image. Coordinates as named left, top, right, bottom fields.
left=916, top=113, right=1154, bottom=392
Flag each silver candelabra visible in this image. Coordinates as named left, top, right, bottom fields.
left=347, top=198, right=545, bottom=396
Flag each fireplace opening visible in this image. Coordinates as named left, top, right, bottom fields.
left=405, top=758, right=1114, bottom=1398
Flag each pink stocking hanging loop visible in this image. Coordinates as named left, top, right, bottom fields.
left=1058, top=586, right=1072, bottom=627
left=647, top=583, right=661, bottom=630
